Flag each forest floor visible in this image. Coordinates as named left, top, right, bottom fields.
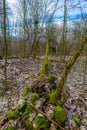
left=0, top=56, right=87, bottom=130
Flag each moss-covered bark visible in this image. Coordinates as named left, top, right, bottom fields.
left=54, top=106, right=66, bottom=124
left=51, top=35, right=87, bottom=102
left=38, top=44, right=49, bottom=78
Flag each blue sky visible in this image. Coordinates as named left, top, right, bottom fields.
left=53, top=0, right=87, bottom=20
left=7, top=0, right=87, bottom=22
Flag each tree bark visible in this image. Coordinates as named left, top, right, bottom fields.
left=3, top=0, right=8, bottom=89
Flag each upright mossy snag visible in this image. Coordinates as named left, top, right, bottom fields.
left=53, top=106, right=66, bottom=124
left=23, top=86, right=31, bottom=96
left=72, top=116, right=81, bottom=127
left=41, top=56, right=48, bottom=75
left=39, top=44, right=49, bottom=77
left=35, top=116, right=49, bottom=130
left=30, top=93, right=39, bottom=103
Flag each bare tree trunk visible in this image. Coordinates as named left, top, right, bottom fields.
left=63, top=0, right=67, bottom=61
left=23, top=0, right=26, bottom=58
left=33, top=0, right=39, bottom=56
left=59, top=0, right=67, bottom=63
left=3, top=0, right=8, bottom=89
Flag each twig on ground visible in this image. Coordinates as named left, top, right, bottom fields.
left=30, top=103, right=65, bottom=130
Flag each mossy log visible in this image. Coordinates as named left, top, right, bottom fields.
left=53, top=35, right=87, bottom=100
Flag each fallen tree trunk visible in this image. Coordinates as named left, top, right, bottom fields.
left=51, top=35, right=87, bottom=102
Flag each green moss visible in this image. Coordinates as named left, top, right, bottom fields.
left=38, top=44, right=49, bottom=78
left=72, top=116, right=81, bottom=127
left=4, top=123, right=14, bottom=130
left=41, top=56, right=48, bottom=75
left=24, top=120, right=34, bottom=130
left=23, top=104, right=35, bottom=129
left=49, top=90, right=58, bottom=105
left=45, top=44, right=49, bottom=56
left=35, top=116, right=48, bottom=130
left=7, top=109, right=20, bottom=119
left=37, top=74, right=44, bottom=79
left=18, top=96, right=26, bottom=111
left=54, top=106, right=66, bottom=124
left=56, top=100, right=63, bottom=106
left=23, top=104, right=34, bottom=122
left=30, top=93, right=39, bottom=103
left=7, top=97, right=26, bottom=120
left=23, top=86, right=31, bottom=96
left=47, top=74, right=56, bottom=83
